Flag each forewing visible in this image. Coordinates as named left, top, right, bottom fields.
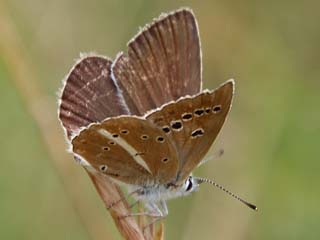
left=72, top=117, right=179, bottom=185
left=59, top=55, right=129, bottom=138
left=112, top=8, right=201, bottom=115
left=146, top=80, right=234, bottom=182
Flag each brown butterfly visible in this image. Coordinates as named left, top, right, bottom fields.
left=58, top=8, right=256, bottom=224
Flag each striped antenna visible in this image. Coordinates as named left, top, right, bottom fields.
left=195, top=177, right=258, bottom=211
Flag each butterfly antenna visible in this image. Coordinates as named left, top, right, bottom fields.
left=195, top=177, right=258, bottom=211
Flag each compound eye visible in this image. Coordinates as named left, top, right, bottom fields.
left=186, top=177, right=193, bottom=192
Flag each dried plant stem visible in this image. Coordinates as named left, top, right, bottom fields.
left=87, top=171, right=145, bottom=240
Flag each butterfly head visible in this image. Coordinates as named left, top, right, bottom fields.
left=165, top=175, right=200, bottom=198
left=183, top=175, right=200, bottom=195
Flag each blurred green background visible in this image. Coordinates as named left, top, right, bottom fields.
left=1, top=0, right=319, bottom=239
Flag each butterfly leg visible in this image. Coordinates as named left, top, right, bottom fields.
left=106, top=189, right=139, bottom=210
left=142, top=200, right=168, bottom=232
left=119, top=202, right=163, bottom=219
left=128, top=199, right=139, bottom=209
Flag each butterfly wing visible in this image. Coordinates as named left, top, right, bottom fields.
left=146, top=80, right=234, bottom=182
left=58, top=55, right=129, bottom=138
left=72, top=116, right=179, bottom=185
left=112, top=8, right=202, bottom=115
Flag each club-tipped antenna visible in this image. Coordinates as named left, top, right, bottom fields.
left=195, top=177, right=258, bottom=211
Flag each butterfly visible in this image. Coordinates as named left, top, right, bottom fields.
left=58, top=8, right=256, bottom=224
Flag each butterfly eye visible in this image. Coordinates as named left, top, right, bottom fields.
left=186, top=177, right=193, bottom=191
left=99, top=165, right=108, bottom=172
left=212, top=105, right=222, bottom=113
